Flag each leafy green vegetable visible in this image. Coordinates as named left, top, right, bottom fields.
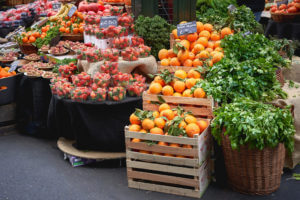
left=134, top=15, right=175, bottom=59
left=270, top=37, right=300, bottom=61
left=192, top=58, right=286, bottom=104
left=33, top=26, right=60, bottom=49
left=211, top=98, right=295, bottom=152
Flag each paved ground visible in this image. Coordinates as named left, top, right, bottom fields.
left=0, top=132, right=299, bottom=200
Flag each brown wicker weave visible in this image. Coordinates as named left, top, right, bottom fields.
left=221, top=134, right=285, bottom=195
left=61, top=34, right=83, bottom=41
left=271, top=12, right=300, bottom=22
left=19, top=43, right=38, bottom=55
left=276, top=67, right=285, bottom=87
left=6, top=0, right=23, bottom=6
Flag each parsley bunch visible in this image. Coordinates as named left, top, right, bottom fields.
left=211, top=98, right=295, bottom=152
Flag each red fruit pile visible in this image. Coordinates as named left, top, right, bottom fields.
left=270, top=0, right=300, bottom=13
left=139, top=45, right=151, bottom=58
left=108, top=87, right=126, bottom=101
left=93, top=72, right=111, bottom=88
left=90, top=88, right=107, bottom=102
left=112, top=37, right=130, bottom=49
left=101, top=61, right=119, bottom=75
left=131, top=36, right=144, bottom=47
left=71, top=72, right=92, bottom=87
left=121, top=47, right=139, bottom=61
left=58, top=63, right=78, bottom=78
left=118, top=13, right=134, bottom=27
left=71, top=87, right=91, bottom=102
left=103, top=48, right=119, bottom=62
left=112, top=72, right=131, bottom=87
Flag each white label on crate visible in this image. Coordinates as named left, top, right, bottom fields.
left=68, top=5, right=77, bottom=17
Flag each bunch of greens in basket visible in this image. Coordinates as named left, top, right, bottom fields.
left=211, top=98, right=295, bottom=152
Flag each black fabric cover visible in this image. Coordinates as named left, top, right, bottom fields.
left=16, top=75, right=52, bottom=137
left=47, top=95, right=142, bottom=152
left=265, top=19, right=300, bottom=56
left=236, top=0, right=265, bottom=12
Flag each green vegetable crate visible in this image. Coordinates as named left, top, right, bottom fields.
left=132, top=0, right=196, bottom=24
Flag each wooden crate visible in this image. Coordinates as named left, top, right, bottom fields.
left=125, top=126, right=211, bottom=198
left=143, top=92, right=214, bottom=119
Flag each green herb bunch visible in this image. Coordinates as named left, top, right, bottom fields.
left=192, top=58, right=286, bottom=104
left=211, top=98, right=295, bottom=152
left=134, top=15, right=175, bottom=60
left=34, top=26, right=60, bottom=49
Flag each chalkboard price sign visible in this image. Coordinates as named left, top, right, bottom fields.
left=9, top=60, right=19, bottom=72
left=177, top=21, right=197, bottom=36
left=100, top=16, right=118, bottom=28
left=68, top=5, right=77, bottom=17
left=53, top=3, right=61, bottom=10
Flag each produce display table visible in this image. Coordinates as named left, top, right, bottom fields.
left=265, top=19, right=300, bottom=56
left=47, top=95, right=142, bottom=152
left=16, top=74, right=52, bottom=136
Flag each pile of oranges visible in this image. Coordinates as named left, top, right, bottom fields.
left=148, top=69, right=206, bottom=98
left=21, top=26, right=51, bottom=43
left=128, top=104, right=209, bottom=156
left=57, top=12, right=84, bottom=34
left=0, top=66, right=16, bottom=78
left=159, top=21, right=233, bottom=67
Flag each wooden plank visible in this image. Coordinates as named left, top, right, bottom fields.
left=128, top=180, right=200, bottom=198
left=127, top=160, right=200, bottom=176
left=126, top=141, right=198, bottom=157
left=126, top=151, right=198, bottom=167
left=125, top=129, right=198, bottom=146
left=143, top=92, right=213, bottom=107
left=127, top=170, right=198, bottom=187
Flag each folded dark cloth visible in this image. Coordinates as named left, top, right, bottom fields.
left=237, top=0, right=265, bottom=12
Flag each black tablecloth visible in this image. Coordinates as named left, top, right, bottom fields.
left=265, top=19, right=300, bottom=56
left=47, top=95, right=142, bottom=152
left=16, top=75, right=52, bottom=137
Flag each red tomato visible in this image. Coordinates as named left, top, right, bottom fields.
left=287, top=6, right=298, bottom=13
left=271, top=7, right=277, bottom=12
left=279, top=4, right=287, bottom=10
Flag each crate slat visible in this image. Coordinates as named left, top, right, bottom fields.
left=126, top=141, right=198, bottom=157
left=127, top=160, right=200, bottom=176
left=126, top=151, right=199, bottom=167
left=127, top=170, right=199, bottom=187
left=128, top=180, right=201, bottom=198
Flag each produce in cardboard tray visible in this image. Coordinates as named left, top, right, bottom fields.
left=131, top=36, right=144, bottom=47
left=112, top=72, right=130, bottom=87
left=93, top=72, right=111, bottom=88
left=71, top=87, right=91, bottom=102
left=90, top=88, right=107, bottom=102
left=127, top=82, right=147, bottom=97
left=100, top=61, right=118, bottom=74
left=138, top=45, right=151, bottom=57
left=102, top=48, right=119, bottom=62
left=71, top=72, right=92, bottom=87
left=58, top=63, right=78, bottom=78
left=121, top=47, right=139, bottom=61
left=108, top=86, right=126, bottom=101
left=112, top=37, right=130, bottom=49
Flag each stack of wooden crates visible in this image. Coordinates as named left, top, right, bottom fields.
left=125, top=78, right=214, bottom=198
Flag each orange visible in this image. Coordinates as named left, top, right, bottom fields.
left=206, top=48, right=213, bottom=53
left=131, top=138, right=141, bottom=143
left=180, top=40, right=190, bottom=50
left=174, top=70, right=187, bottom=79
left=179, top=121, right=187, bottom=129
left=32, top=32, right=40, bottom=38
left=197, top=37, right=208, bottom=47
left=139, top=129, right=147, bottom=133
left=149, top=83, right=162, bottom=94
left=208, top=60, right=214, bottom=67
left=193, top=44, right=205, bottom=54
left=159, top=103, right=170, bottom=112
left=153, top=111, right=160, bottom=118
left=192, top=59, right=203, bottom=67
left=154, top=118, right=166, bottom=129
left=158, top=49, right=168, bottom=60
left=188, top=52, right=195, bottom=60
left=193, top=88, right=206, bottom=98
left=185, top=123, right=200, bottom=137
left=130, top=114, right=140, bottom=125
left=203, top=23, right=213, bottom=32
left=207, top=41, right=215, bottom=49
left=197, top=120, right=208, bottom=133
left=212, top=52, right=224, bottom=63
left=199, top=30, right=211, bottom=39
left=198, top=50, right=210, bottom=59
left=154, top=76, right=165, bottom=87
left=190, top=41, right=197, bottom=51
left=140, top=150, right=151, bottom=154
left=187, top=32, right=198, bottom=42
left=180, top=21, right=187, bottom=24
left=160, top=109, right=175, bottom=120
left=211, top=32, right=220, bottom=41
left=150, top=127, right=164, bottom=135
left=177, top=50, right=189, bottom=63
left=174, top=81, right=186, bottom=93
left=169, top=143, right=180, bottom=148
left=161, top=58, right=170, bottom=66
left=210, top=51, right=218, bottom=57
left=185, top=78, right=197, bottom=89
left=22, top=37, right=28, bottom=43
left=183, top=144, right=192, bottom=149
left=187, top=69, right=201, bottom=79
left=158, top=141, right=168, bottom=146
left=59, top=27, right=65, bottom=33
left=185, top=115, right=197, bottom=124
left=129, top=124, right=141, bottom=132
left=214, top=40, right=221, bottom=48
left=29, top=36, right=36, bottom=43
left=167, top=49, right=177, bottom=58
left=164, top=153, right=174, bottom=157
left=215, top=47, right=223, bottom=52
left=170, top=57, right=181, bottom=66
left=183, top=59, right=193, bottom=67
left=221, top=27, right=232, bottom=39
left=162, top=85, right=174, bottom=96
left=65, top=28, right=70, bottom=34
left=173, top=92, right=182, bottom=97
left=196, top=21, right=204, bottom=33
left=172, top=29, right=178, bottom=39
left=182, top=89, right=193, bottom=97
left=142, top=118, right=155, bottom=130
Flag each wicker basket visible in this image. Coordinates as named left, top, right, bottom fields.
left=271, top=12, right=300, bottom=22
left=276, top=67, right=285, bottom=87
left=221, top=134, right=285, bottom=195
left=61, top=34, right=83, bottom=41
left=19, top=43, right=38, bottom=55
left=6, top=0, right=23, bottom=6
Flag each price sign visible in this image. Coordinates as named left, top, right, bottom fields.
left=242, top=31, right=252, bottom=37
left=9, top=60, right=19, bottom=72
left=227, top=4, right=237, bottom=12
left=100, top=16, right=118, bottom=28
left=68, top=5, right=77, bottom=17
left=177, top=21, right=197, bottom=36
left=52, top=3, right=61, bottom=10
